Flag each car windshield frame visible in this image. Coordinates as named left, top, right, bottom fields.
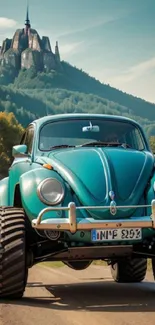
left=38, top=118, right=148, bottom=152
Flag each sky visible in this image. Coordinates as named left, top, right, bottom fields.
left=0, top=0, right=155, bottom=103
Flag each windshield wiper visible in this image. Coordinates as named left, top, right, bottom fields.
left=77, top=141, right=132, bottom=148
left=50, top=142, right=132, bottom=150
left=77, top=141, right=120, bottom=147
left=50, top=144, right=75, bottom=150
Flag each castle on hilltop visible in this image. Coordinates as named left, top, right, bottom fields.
left=0, top=6, right=61, bottom=72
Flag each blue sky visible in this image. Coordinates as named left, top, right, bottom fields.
left=0, top=0, right=155, bottom=103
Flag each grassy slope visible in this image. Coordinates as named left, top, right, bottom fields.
left=1, top=60, right=154, bottom=132
left=0, top=85, right=155, bottom=136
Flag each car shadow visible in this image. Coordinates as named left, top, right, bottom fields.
left=4, top=279, right=155, bottom=312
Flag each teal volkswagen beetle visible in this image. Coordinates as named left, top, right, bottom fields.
left=0, top=113, right=155, bottom=298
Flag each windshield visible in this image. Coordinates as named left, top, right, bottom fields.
left=39, top=119, right=146, bottom=151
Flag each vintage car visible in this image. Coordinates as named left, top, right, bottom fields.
left=0, top=113, right=155, bottom=299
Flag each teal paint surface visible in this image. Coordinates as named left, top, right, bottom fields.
left=48, top=147, right=154, bottom=219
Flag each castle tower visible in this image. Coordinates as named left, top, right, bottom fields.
left=25, top=4, right=31, bottom=35
left=55, top=41, right=60, bottom=61
left=0, top=4, right=61, bottom=72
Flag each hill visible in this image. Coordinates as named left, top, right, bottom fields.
left=0, top=61, right=155, bottom=136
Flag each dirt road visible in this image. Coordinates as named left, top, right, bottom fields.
left=1, top=264, right=155, bottom=325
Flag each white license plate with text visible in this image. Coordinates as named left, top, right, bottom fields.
left=91, top=228, right=142, bottom=242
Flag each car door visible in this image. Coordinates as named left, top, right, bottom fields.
left=8, top=125, right=35, bottom=205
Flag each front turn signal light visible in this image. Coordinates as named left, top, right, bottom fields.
left=43, top=164, right=53, bottom=170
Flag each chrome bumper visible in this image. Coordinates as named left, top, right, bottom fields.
left=31, top=200, right=155, bottom=233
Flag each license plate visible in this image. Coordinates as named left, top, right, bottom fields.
left=91, top=228, right=142, bottom=242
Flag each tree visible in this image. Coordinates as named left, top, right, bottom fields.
left=149, top=136, right=155, bottom=153
left=0, top=112, right=24, bottom=177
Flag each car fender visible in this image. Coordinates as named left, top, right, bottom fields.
left=146, top=172, right=155, bottom=215
left=19, top=167, right=66, bottom=221
left=0, top=177, right=9, bottom=206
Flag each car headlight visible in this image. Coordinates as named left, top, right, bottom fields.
left=37, top=178, right=64, bottom=205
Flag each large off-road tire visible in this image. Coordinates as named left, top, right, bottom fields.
left=0, top=207, right=28, bottom=299
left=110, top=258, right=147, bottom=283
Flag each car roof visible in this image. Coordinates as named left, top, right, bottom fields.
left=31, top=113, right=140, bottom=128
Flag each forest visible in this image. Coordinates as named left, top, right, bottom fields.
left=0, top=61, right=155, bottom=136
left=0, top=112, right=24, bottom=177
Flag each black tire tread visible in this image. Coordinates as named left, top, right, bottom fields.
left=111, top=258, right=147, bottom=283
left=0, top=206, right=27, bottom=299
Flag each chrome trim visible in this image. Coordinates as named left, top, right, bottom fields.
left=110, top=200, right=117, bottom=215
left=37, top=178, right=65, bottom=206
left=109, top=191, right=115, bottom=201
left=32, top=201, right=155, bottom=233
left=109, top=191, right=117, bottom=215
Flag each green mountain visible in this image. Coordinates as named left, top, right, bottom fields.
left=0, top=61, right=155, bottom=137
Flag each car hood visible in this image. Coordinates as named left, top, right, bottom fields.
left=37, top=147, right=154, bottom=219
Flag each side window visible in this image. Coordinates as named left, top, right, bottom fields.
left=21, top=127, right=34, bottom=154
left=124, top=129, right=144, bottom=150
left=134, top=129, right=144, bottom=150
left=20, top=132, right=27, bottom=145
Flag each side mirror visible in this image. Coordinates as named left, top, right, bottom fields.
left=12, top=145, right=28, bottom=158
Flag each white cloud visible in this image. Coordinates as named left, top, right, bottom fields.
left=56, top=7, right=132, bottom=40
left=100, top=57, right=155, bottom=103
left=0, top=17, right=17, bottom=29
left=59, top=41, right=84, bottom=58
left=108, top=57, right=155, bottom=84
left=57, top=16, right=118, bottom=39
left=58, top=20, right=110, bottom=38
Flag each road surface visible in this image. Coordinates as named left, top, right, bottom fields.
left=1, top=264, right=155, bottom=325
